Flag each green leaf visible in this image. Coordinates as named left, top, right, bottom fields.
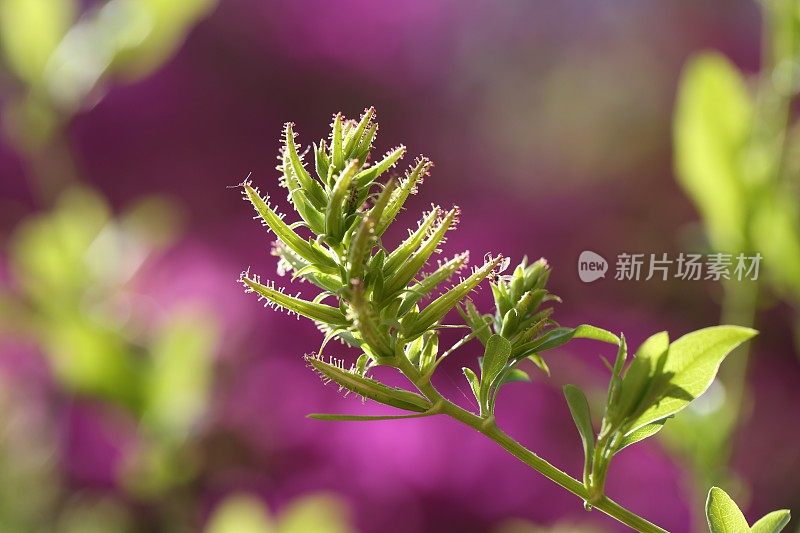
left=331, top=113, right=344, bottom=169
left=375, top=158, right=431, bottom=237
left=349, top=284, right=393, bottom=359
left=573, top=324, right=620, bottom=345
left=513, top=324, right=619, bottom=359
left=307, top=356, right=431, bottom=413
left=343, top=107, right=375, bottom=158
left=409, top=255, right=502, bottom=339
left=478, top=334, right=512, bottom=413
left=382, top=207, right=441, bottom=278
left=616, top=420, right=666, bottom=452
left=347, top=180, right=396, bottom=282
left=383, top=208, right=458, bottom=297
left=354, top=145, right=406, bottom=188
left=616, top=331, right=669, bottom=425
left=563, top=385, right=595, bottom=486
left=706, top=487, right=750, bottom=533
left=241, top=275, right=349, bottom=327
left=462, top=367, right=480, bottom=403
left=751, top=510, right=791, bottom=533
left=500, top=368, right=530, bottom=384
left=284, top=122, right=327, bottom=209
left=527, top=353, right=550, bottom=376
left=243, top=182, right=337, bottom=272
left=674, top=52, right=752, bottom=251
left=398, top=252, right=469, bottom=315
left=626, top=326, right=757, bottom=433
left=458, top=300, right=492, bottom=345
left=314, top=141, right=330, bottom=183
left=272, top=242, right=341, bottom=293
left=307, top=412, right=434, bottom=421
left=325, top=160, right=358, bottom=243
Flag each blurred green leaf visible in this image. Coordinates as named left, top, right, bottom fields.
left=142, top=309, right=218, bottom=438
left=111, top=0, right=215, bottom=80
left=44, top=319, right=141, bottom=407
left=205, top=493, right=352, bottom=533
left=278, top=494, right=351, bottom=533
left=751, top=194, right=800, bottom=301
left=0, top=0, right=75, bottom=85
left=674, top=52, right=752, bottom=251
left=706, top=487, right=750, bottom=533
left=205, top=494, right=275, bottom=533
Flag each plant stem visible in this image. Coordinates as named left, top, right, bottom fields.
left=395, top=356, right=667, bottom=533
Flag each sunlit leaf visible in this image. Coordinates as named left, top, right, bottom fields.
left=706, top=487, right=750, bottom=533
left=626, top=326, right=756, bottom=433
left=751, top=510, right=791, bottom=533
left=563, top=384, right=594, bottom=484
left=615, top=420, right=666, bottom=452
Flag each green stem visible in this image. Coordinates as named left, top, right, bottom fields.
left=394, top=356, right=667, bottom=533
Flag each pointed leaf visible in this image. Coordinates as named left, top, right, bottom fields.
left=243, top=182, right=337, bottom=272
left=307, top=356, right=431, bottom=413
left=458, top=300, right=492, bottom=345
left=513, top=324, right=619, bottom=359
left=355, top=145, right=406, bottom=188
left=343, top=107, right=375, bottom=158
left=751, top=510, right=791, bottom=533
left=527, top=353, right=550, bottom=376
left=383, top=208, right=458, bottom=297
left=616, top=420, right=666, bottom=452
left=307, top=412, right=434, bottom=421
left=462, top=367, right=480, bottom=403
left=347, top=180, right=397, bottom=282
left=242, top=275, right=348, bottom=326
left=325, top=160, right=359, bottom=243
left=615, top=331, right=669, bottom=425
left=564, top=384, right=595, bottom=485
left=706, top=487, right=750, bottom=533
left=314, top=141, right=330, bottom=183
left=478, top=334, right=512, bottom=413
left=383, top=207, right=441, bottom=275
left=375, top=158, right=431, bottom=237
left=573, top=324, right=620, bottom=345
left=399, top=252, right=469, bottom=314
left=331, top=113, right=344, bottom=169
left=284, top=123, right=327, bottom=208
left=409, top=255, right=502, bottom=338
left=627, top=326, right=757, bottom=433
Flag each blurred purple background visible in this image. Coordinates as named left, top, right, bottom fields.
left=1, top=1, right=798, bottom=532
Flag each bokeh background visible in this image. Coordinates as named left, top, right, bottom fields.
left=1, top=1, right=799, bottom=532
